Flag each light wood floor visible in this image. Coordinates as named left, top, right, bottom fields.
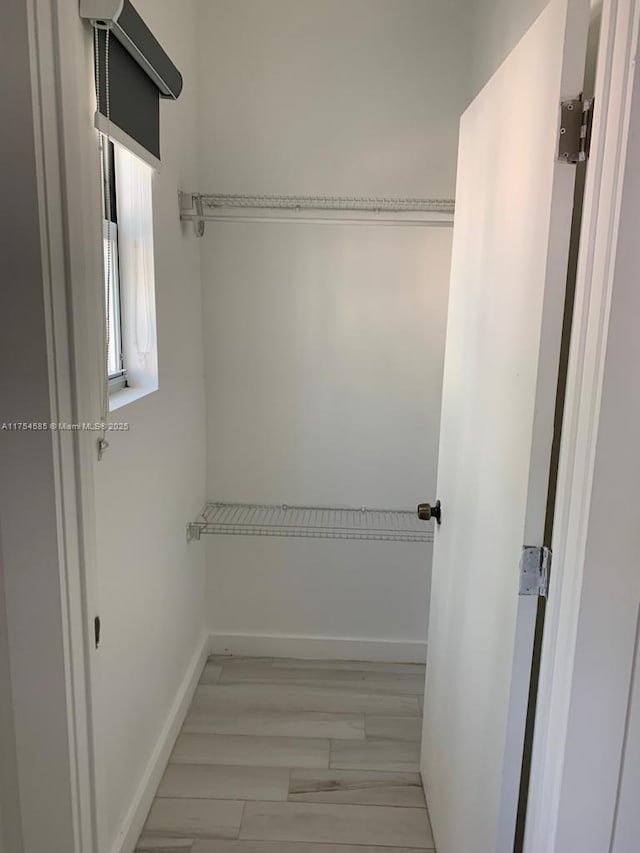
left=136, top=656, right=433, bottom=852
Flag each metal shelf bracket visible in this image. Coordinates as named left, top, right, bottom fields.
left=186, top=522, right=202, bottom=543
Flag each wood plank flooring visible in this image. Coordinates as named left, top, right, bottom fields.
left=137, top=656, right=432, bottom=853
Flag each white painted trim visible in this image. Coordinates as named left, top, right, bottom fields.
left=49, top=1, right=110, bottom=848
left=95, top=112, right=162, bottom=172
left=25, top=1, right=99, bottom=850
left=525, top=0, right=640, bottom=849
left=208, top=633, right=427, bottom=664
left=110, top=633, right=209, bottom=853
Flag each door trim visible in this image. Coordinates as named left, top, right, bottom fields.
left=26, top=0, right=106, bottom=850
left=525, top=0, right=640, bottom=848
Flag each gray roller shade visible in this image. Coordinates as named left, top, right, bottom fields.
left=94, top=0, right=183, bottom=161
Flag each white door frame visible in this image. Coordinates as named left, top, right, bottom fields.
left=525, top=0, right=640, bottom=849
left=0, top=0, right=99, bottom=851
left=19, top=0, right=106, bottom=850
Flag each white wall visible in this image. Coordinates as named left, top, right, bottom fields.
left=197, top=0, right=469, bottom=654
left=470, top=0, right=550, bottom=96
left=203, top=224, right=451, bottom=507
left=197, top=0, right=471, bottom=199
left=88, top=2, right=208, bottom=850
left=203, top=223, right=451, bottom=652
left=207, top=536, right=434, bottom=660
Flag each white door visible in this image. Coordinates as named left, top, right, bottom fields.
left=421, top=1, right=590, bottom=851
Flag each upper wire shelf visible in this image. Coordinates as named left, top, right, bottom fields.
left=179, top=192, right=455, bottom=235
left=187, top=502, right=434, bottom=543
left=198, top=194, right=455, bottom=213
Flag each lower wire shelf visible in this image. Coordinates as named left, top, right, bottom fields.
left=187, top=502, right=433, bottom=544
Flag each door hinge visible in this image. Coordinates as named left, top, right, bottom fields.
left=558, top=97, right=594, bottom=164
left=94, top=615, right=101, bottom=649
left=519, top=546, right=551, bottom=598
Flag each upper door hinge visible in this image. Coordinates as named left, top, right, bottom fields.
left=519, top=546, right=551, bottom=598
left=558, top=97, right=594, bottom=164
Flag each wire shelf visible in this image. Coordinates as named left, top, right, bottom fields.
left=187, top=502, right=433, bottom=543
left=199, top=194, right=455, bottom=214
left=178, top=192, right=455, bottom=235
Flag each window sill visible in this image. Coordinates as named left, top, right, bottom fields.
left=109, top=384, right=157, bottom=412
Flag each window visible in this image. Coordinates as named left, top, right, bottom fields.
left=101, top=140, right=127, bottom=392
left=100, top=136, right=158, bottom=409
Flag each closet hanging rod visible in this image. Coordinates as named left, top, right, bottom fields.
left=178, top=192, right=455, bottom=236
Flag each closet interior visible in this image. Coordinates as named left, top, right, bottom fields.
left=79, top=1, right=474, bottom=850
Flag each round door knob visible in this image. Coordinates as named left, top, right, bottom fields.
left=417, top=500, right=441, bottom=524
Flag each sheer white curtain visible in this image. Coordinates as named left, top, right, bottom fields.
left=114, top=145, right=158, bottom=383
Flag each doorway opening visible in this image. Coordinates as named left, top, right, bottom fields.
left=20, top=1, right=612, bottom=853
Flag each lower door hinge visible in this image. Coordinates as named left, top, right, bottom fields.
left=558, top=97, right=594, bottom=164
left=519, top=546, right=552, bottom=598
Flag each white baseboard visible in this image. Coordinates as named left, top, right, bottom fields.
left=112, top=632, right=209, bottom=853
left=207, top=632, right=427, bottom=664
